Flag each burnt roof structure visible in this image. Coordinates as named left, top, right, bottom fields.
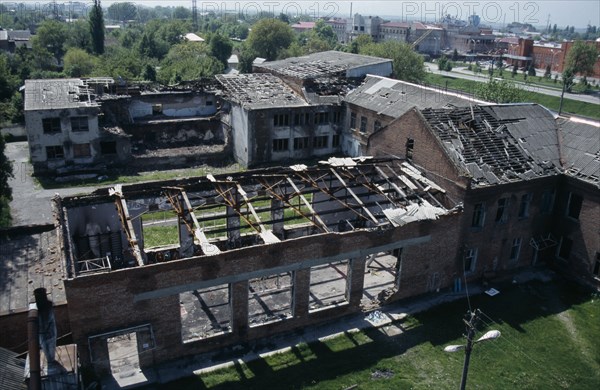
left=421, top=103, right=562, bottom=186
left=215, top=73, right=308, bottom=109
left=345, top=75, right=485, bottom=119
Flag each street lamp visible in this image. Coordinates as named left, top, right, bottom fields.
left=444, top=309, right=501, bottom=390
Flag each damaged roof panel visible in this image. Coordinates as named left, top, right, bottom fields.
left=560, top=117, right=600, bottom=185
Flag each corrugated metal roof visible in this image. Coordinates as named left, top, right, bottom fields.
left=0, top=347, right=26, bottom=390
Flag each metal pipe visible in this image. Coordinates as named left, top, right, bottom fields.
left=28, top=306, right=41, bottom=390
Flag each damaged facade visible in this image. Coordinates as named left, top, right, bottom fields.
left=367, top=103, right=600, bottom=287
left=24, top=78, right=226, bottom=175
left=55, top=157, right=462, bottom=375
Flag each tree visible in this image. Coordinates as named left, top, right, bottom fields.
left=246, top=18, right=294, bottom=60
left=31, top=20, right=68, bottom=62
left=63, top=48, right=98, bottom=77
left=527, top=64, right=536, bottom=77
left=0, top=135, right=13, bottom=227
left=90, top=0, right=105, bottom=55
left=359, top=41, right=426, bottom=83
left=552, top=24, right=557, bottom=34
left=66, top=20, right=93, bottom=52
left=544, top=64, right=552, bottom=78
left=476, top=79, right=524, bottom=103
left=564, top=40, right=599, bottom=77
left=438, top=55, right=449, bottom=71
left=209, top=34, right=233, bottom=65
left=238, top=47, right=257, bottom=73
left=107, top=2, right=137, bottom=23
left=142, top=64, right=156, bottom=81
left=172, top=6, right=192, bottom=20
left=452, top=48, right=459, bottom=61
left=157, top=42, right=224, bottom=84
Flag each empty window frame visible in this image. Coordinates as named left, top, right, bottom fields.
left=42, top=118, right=61, bottom=134
left=518, top=193, right=532, bottom=218
left=495, top=198, right=509, bottom=223
left=464, top=248, right=478, bottom=273
left=471, top=203, right=486, bottom=228
left=314, top=112, right=329, bottom=125
left=566, top=193, right=583, bottom=220
left=248, top=271, right=294, bottom=327
left=359, top=116, right=367, bottom=133
left=309, top=260, right=349, bottom=312
left=332, top=134, right=341, bottom=148
left=373, top=120, right=382, bottom=133
left=70, top=116, right=89, bottom=132
left=509, top=237, right=522, bottom=262
left=350, top=112, right=357, bottom=129
left=313, top=135, right=328, bottom=149
left=273, top=114, right=289, bottom=127
left=293, top=137, right=309, bottom=150
left=363, top=251, right=401, bottom=305
left=557, top=236, right=573, bottom=260
left=73, top=143, right=91, bottom=158
left=540, top=189, right=555, bottom=214
left=46, top=145, right=64, bottom=159
left=272, top=138, right=289, bottom=152
left=100, top=141, right=117, bottom=155
left=332, top=111, right=342, bottom=123
left=180, top=284, right=231, bottom=343
left=405, top=138, right=414, bottom=160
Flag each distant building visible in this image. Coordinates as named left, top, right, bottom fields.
left=0, top=29, right=31, bottom=52
left=291, top=21, right=316, bottom=33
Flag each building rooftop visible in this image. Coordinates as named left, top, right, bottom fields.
left=420, top=103, right=562, bottom=186
left=345, top=75, right=485, bottom=119
left=291, top=21, right=316, bottom=29
left=254, top=51, right=392, bottom=79
left=24, top=78, right=114, bottom=111
left=381, top=22, right=410, bottom=28
left=559, top=117, right=600, bottom=185
left=215, top=73, right=308, bottom=109
left=0, top=225, right=67, bottom=314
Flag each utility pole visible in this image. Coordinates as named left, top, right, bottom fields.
left=460, top=310, right=478, bottom=390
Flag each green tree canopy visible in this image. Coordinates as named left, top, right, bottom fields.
left=66, top=20, right=93, bottom=52
left=0, top=135, right=13, bottom=227
left=63, top=48, right=98, bottom=77
left=32, top=20, right=68, bottom=61
left=565, top=40, right=599, bottom=76
left=209, top=34, right=233, bottom=65
left=157, top=42, right=224, bottom=84
left=107, top=2, right=138, bottom=23
left=246, top=18, right=294, bottom=60
left=476, top=79, right=524, bottom=103
left=89, top=0, right=105, bottom=55
left=360, top=41, right=426, bottom=83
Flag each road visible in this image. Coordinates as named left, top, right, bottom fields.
left=6, top=142, right=102, bottom=225
left=424, top=62, right=600, bottom=105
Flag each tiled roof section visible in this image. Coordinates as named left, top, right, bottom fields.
left=559, top=117, right=600, bottom=185
left=215, top=73, right=308, bottom=109
left=254, top=51, right=391, bottom=79
left=421, top=104, right=561, bottom=186
left=345, top=75, right=484, bottom=119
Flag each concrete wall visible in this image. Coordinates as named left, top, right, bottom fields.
left=346, top=61, right=393, bottom=78
left=63, top=211, right=462, bottom=375
left=230, top=105, right=251, bottom=167
left=128, top=93, right=217, bottom=119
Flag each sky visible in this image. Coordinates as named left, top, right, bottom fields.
left=12, top=1, right=600, bottom=28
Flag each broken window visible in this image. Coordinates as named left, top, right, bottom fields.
left=362, top=251, right=401, bottom=306
left=540, top=189, right=555, bottom=214
left=42, top=118, right=61, bottom=134
left=332, top=111, right=342, bottom=123
left=248, top=272, right=294, bottom=327
left=464, top=248, right=478, bottom=272
left=309, top=260, right=349, bottom=312
left=495, top=198, right=508, bottom=223
left=46, top=145, right=64, bottom=159
left=273, top=113, right=289, bottom=127
left=180, top=284, right=231, bottom=343
left=557, top=236, right=572, bottom=260
left=332, top=134, right=341, bottom=148
left=509, top=237, right=522, bottom=262
left=73, top=143, right=91, bottom=158
left=70, top=116, right=89, bottom=132
left=313, top=135, right=328, bottom=149
left=593, top=253, right=600, bottom=277
left=314, top=112, right=329, bottom=125
left=518, top=193, right=532, bottom=218
left=293, top=137, right=309, bottom=150
left=272, top=138, right=289, bottom=152
left=566, top=193, right=583, bottom=220
left=152, top=104, right=162, bottom=115
left=206, top=99, right=213, bottom=106
left=374, top=120, right=382, bottom=133
left=360, top=116, right=367, bottom=133
left=101, top=141, right=117, bottom=155
left=471, top=203, right=485, bottom=228
left=406, top=138, right=414, bottom=160
left=350, top=112, right=356, bottom=129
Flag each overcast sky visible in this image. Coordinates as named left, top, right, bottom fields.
left=96, top=1, right=599, bottom=28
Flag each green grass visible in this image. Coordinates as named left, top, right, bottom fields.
left=424, top=74, right=600, bottom=119
left=157, top=279, right=600, bottom=389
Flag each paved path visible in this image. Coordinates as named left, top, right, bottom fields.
left=424, top=63, right=600, bottom=105
left=6, top=142, right=100, bottom=225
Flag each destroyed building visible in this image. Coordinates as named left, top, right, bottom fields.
left=24, top=78, right=226, bottom=175
left=367, top=103, right=600, bottom=287
left=54, top=157, right=463, bottom=376
left=217, top=52, right=393, bottom=167
left=343, top=74, right=487, bottom=156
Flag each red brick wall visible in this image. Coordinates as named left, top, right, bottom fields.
left=64, top=213, right=462, bottom=374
